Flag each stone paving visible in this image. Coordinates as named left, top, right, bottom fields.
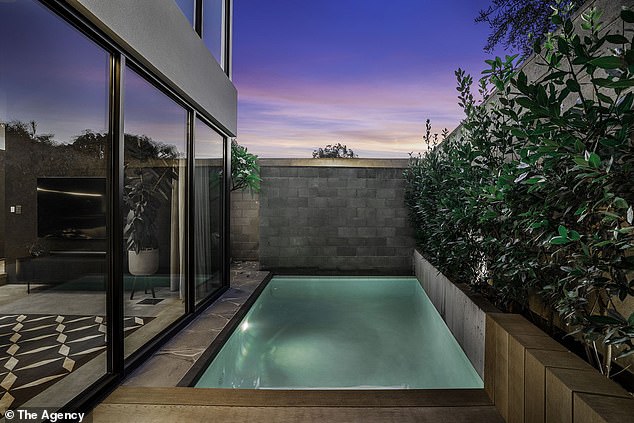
left=123, top=261, right=268, bottom=387
left=95, top=262, right=505, bottom=423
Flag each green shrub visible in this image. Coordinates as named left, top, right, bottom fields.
left=231, top=140, right=261, bottom=193
left=405, top=6, right=634, bottom=376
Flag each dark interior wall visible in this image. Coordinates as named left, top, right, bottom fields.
left=4, top=131, right=107, bottom=262
left=3, top=130, right=175, bottom=278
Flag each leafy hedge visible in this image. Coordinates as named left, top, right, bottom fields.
left=404, top=6, right=634, bottom=376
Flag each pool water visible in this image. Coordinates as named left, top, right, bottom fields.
left=195, top=277, right=483, bottom=389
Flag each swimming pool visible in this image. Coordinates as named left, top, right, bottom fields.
left=194, top=276, right=483, bottom=389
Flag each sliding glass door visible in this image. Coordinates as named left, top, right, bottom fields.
left=0, top=0, right=109, bottom=412
left=194, top=119, right=225, bottom=304
left=122, top=67, right=188, bottom=358
left=0, top=0, right=231, bottom=412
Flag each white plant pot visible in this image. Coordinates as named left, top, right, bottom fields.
left=128, top=249, right=159, bottom=276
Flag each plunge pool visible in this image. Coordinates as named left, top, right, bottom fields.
left=194, top=276, right=483, bottom=389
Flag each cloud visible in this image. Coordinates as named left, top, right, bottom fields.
left=234, top=76, right=464, bottom=158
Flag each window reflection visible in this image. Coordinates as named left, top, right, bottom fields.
left=0, top=0, right=108, bottom=412
left=194, top=119, right=224, bottom=304
left=123, top=68, right=187, bottom=358
left=203, top=0, right=225, bottom=66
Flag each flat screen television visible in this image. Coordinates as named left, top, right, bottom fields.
left=37, top=177, right=107, bottom=239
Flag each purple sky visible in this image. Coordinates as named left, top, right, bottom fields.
left=1, top=0, right=511, bottom=158
left=232, top=0, right=510, bottom=158
left=1, top=0, right=189, bottom=149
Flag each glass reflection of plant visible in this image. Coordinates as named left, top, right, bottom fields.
left=3, top=123, right=181, bottom=263
left=123, top=135, right=179, bottom=254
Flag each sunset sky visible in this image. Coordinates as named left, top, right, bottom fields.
left=232, top=0, right=510, bottom=158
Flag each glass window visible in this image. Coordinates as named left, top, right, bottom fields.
left=174, top=0, right=195, bottom=27
left=0, top=0, right=109, bottom=411
left=123, top=68, right=187, bottom=358
left=194, top=119, right=224, bottom=304
left=203, top=0, right=225, bottom=67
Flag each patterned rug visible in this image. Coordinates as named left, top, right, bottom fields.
left=0, top=314, right=153, bottom=412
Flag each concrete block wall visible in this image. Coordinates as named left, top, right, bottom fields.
left=230, top=190, right=259, bottom=260
left=233, top=158, right=415, bottom=274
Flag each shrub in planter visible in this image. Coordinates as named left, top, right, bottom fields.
left=405, top=6, right=634, bottom=377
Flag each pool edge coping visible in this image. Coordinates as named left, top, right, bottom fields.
left=177, top=272, right=274, bottom=387
left=178, top=274, right=483, bottom=390
left=104, top=386, right=493, bottom=408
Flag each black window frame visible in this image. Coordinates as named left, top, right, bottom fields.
left=14, top=0, right=233, bottom=414
left=193, top=0, right=232, bottom=76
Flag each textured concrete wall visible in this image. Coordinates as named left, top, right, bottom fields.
left=69, top=0, right=237, bottom=135
left=230, top=190, right=259, bottom=260
left=233, top=159, right=415, bottom=274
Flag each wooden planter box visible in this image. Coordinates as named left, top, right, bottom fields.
left=413, top=250, right=634, bottom=423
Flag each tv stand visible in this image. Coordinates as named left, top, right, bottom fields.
left=49, top=250, right=106, bottom=256
left=17, top=252, right=106, bottom=293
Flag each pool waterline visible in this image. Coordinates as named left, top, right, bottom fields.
left=194, top=276, right=483, bottom=390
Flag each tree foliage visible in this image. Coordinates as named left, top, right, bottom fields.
left=231, top=140, right=261, bottom=192
left=4, top=122, right=180, bottom=254
left=312, top=142, right=357, bottom=158
left=406, top=6, right=634, bottom=377
left=476, top=0, right=583, bottom=56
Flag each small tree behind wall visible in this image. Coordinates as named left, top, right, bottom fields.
left=312, top=143, right=357, bottom=158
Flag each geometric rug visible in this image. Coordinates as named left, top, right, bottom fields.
left=0, top=314, right=153, bottom=413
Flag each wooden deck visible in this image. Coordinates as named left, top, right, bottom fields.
left=92, top=387, right=504, bottom=422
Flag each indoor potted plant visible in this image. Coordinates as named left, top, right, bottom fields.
left=123, top=135, right=178, bottom=276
